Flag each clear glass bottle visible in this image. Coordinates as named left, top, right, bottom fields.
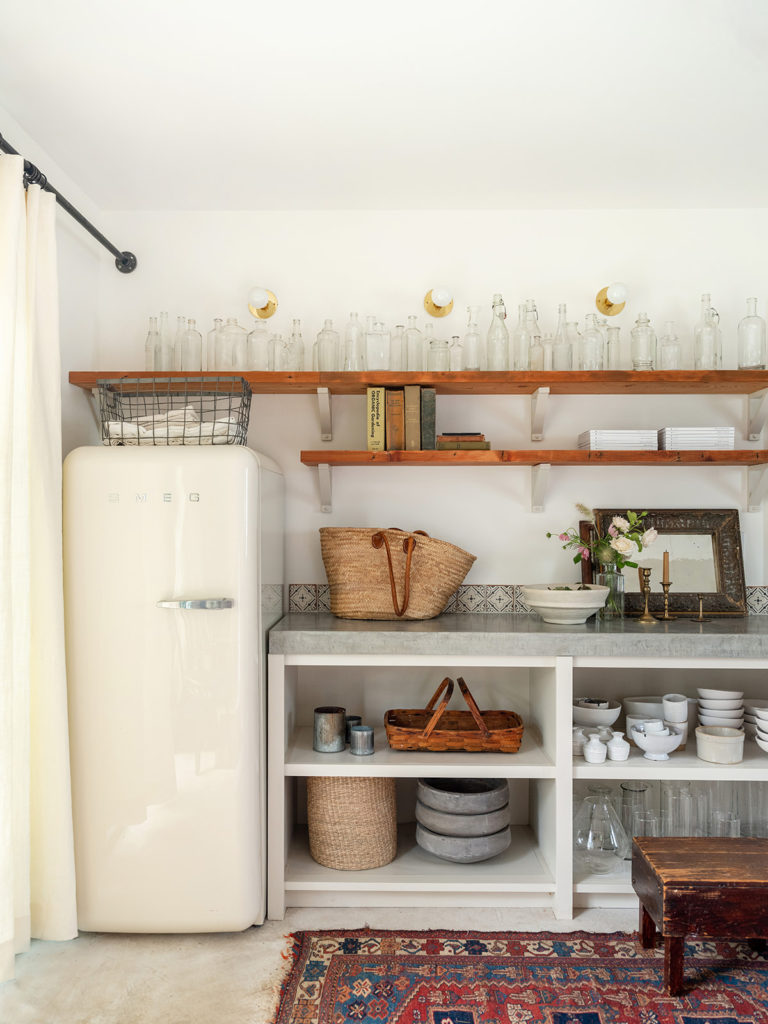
left=247, top=318, right=273, bottom=371
left=529, top=333, right=544, bottom=371
left=171, top=315, right=186, bottom=371
left=343, top=312, right=365, bottom=371
left=659, top=321, right=682, bottom=370
left=178, top=318, right=203, bottom=371
left=215, top=317, right=248, bottom=370
left=366, top=320, right=390, bottom=371
left=449, top=335, right=463, bottom=371
left=565, top=322, right=581, bottom=368
left=154, top=315, right=176, bottom=371
left=541, top=332, right=554, bottom=371
left=511, top=303, right=530, bottom=371
left=579, top=314, right=605, bottom=370
left=606, top=326, right=622, bottom=370
left=553, top=329, right=572, bottom=371
left=157, top=311, right=171, bottom=369
left=630, top=312, right=657, bottom=371
left=426, top=324, right=450, bottom=370
left=573, top=789, right=629, bottom=873
left=694, top=293, right=722, bottom=370
left=271, top=333, right=286, bottom=371
left=390, top=324, right=405, bottom=371
left=463, top=306, right=483, bottom=371
left=554, top=303, right=567, bottom=348
left=405, top=315, right=424, bottom=371
left=282, top=318, right=304, bottom=371
left=316, top=319, right=340, bottom=371
left=738, top=297, right=767, bottom=369
left=486, top=293, right=509, bottom=370
left=144, top=316, right=159, bottom=371
left=206, top=317, right=223, bottom=372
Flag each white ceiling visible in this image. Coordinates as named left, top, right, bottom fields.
left=1, top=0, right=767, bottom=211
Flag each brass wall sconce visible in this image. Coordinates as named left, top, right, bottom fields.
left=248, top=286, right=278, bottom=319
left=424, top=287, right=454, bottom=318
left=595, top=281, right=628, bottom=317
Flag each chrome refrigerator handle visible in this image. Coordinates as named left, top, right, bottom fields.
left=156, top=598, right=235, bottom=610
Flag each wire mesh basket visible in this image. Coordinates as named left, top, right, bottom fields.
left=99, top=376, right=251, bottom=446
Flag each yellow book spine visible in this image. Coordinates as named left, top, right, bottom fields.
left=366, top=387, right=385, bottom=451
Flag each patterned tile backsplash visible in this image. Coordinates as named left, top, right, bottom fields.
left=289, top=584, right=768, bottom=614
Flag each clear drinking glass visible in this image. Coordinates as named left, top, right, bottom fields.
left=632, top=809, right=660, bottom=837
left=738, top=297, right=767, bottom=369
left=620, top=781, right=649, bottom=854
left=661, top=781, right=693, bottom=836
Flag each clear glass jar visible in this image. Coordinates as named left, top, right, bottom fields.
left=247, top=319, right=273, bottom=370
left=144, top=316, right=159, bottom=371
left=630, top=312, right=657, bottom=371
left=215, top=317, right=248, bottom=370
left=177, top=318, right=203, bottom=371
left=486, top=293, right=509, bottom=370
left=694, top=293, right=722, bottom=370
left=405, top=315, right=424, bottom=371
left=596, top=563, right=624, bottom=619
left=579, top=314, right=605, bottom=370
left=606, top=326, right=622, bottom=370
left=390, top=325, right=405, bottom=371
left=316, top=319, right=340, bottom=371
left=573, top=790, right=629, bottom=873
left=427, top=331, right=450, bottom=371
left=659, top=321, right=682, bottom=370
left=511, top=303, right=530, bottom=370
left=738, top=297, right=767, bottom=369
left=463, top=306, right=483, bottom=371
left=366, top=320, right=390, bottom=371
left=343, top=312, right=365, bottom=371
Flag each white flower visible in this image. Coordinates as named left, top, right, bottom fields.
left=641, top=528, right=658, bottom=547
left=611, top=515, right=630, bottom=533
left=610, top=535, right=634, bottom=555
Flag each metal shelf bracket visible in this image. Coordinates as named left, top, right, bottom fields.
left=317, top=387, right=333, bottom=441
left=531, top=463, right=551, bottom=513
left=748, top=389, right=768, bottom=441
left=748, top=465, right=768, bottom=512
left=531, top=386, right=550, bottom=441
left=317, top=463, right=333, bottom=513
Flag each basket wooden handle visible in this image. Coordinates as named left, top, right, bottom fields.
left=371, top=530, right=416, bottom=617
left=457, top=677, right=491, bottom=737
left=422, top=677, right=455, bottom=738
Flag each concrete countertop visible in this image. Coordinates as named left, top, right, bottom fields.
left=268, top=613, right=768, bottom=659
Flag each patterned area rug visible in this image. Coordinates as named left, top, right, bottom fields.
left=272, top=929, right=768, bottom=1023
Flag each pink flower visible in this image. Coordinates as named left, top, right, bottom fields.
left=607, top=524, right=618, bottom=537
left=558, top=532, right=569, bottom=541
left=579, top=546, right=591, bottom=560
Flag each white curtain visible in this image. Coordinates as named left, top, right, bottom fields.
left=0, top=153, right=77, bottom=982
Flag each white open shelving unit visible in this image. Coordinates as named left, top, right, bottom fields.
left=267, top=635, right=768, bottom=923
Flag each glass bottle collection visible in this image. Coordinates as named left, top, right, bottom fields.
left=143, top=294, right=768, bottom=373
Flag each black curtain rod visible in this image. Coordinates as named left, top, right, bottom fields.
left=0, top=132, right=136, bottom=273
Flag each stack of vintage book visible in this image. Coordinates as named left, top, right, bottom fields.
left=436, top=432, right=490, bottom=450
left=366, top=386, right=436, bottom=451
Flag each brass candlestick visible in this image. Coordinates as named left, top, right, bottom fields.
left=659, top=581, right=675, bottom=620
left=691, top=593, right=711, bottom=623
left=637, top=567, right=658, bottom=623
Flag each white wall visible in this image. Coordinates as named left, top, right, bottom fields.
left=65, top=207, right=768, bottom=585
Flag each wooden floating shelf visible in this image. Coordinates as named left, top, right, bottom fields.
left=301, top=449, right=768, bottom=467
left=69, top=369, right=768, bottom=396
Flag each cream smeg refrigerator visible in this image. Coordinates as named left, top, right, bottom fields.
left=63, top=446, right=284, bottom=932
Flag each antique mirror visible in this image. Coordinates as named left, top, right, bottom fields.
left=582, top=508, right=747, bottom=617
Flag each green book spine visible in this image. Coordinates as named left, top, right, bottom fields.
left=404, top=385, right=421, bottom=450
left=420, top=387, right=436, bottom=450
left=366, top=387, right=386, bottom=451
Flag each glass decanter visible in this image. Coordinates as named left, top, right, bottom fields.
left=659, top=321, right=682, bottom=370
left=390, top=324, right=405, bottom=371
left=486, top=293, right=509, bottom=370
left=144, top=316, right=159, bottom=371
left=738, top=297, right=767, bottom=369
left=366, top=320, right=390, bottom=371
left=405, top=315, right=424, bottom=371
left=606, top=326, right=621, bottom=370
left=630, top=312, right=657, bottom=371
left=463, top=306, right=483, bottom=371
left=247, top=318, right=273, bottom=371
left=573, top=789, right=629, bottom=874
left=177, top=318, right=203, bottom=371
left=343, top=312, right=365, bottom=371
left=511, top=303, right=530, bottom=370
left=426, top=327, right=450, bottom=371
left=206, top=317, right=223, bottom=371
left=694, top=293, right=722, bottom=370
left=579, top=314, right=605, bottom=370
left=316, top=319, right=340, bottom=371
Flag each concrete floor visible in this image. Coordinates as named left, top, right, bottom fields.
left=0, top=906, right=637, bottom=1024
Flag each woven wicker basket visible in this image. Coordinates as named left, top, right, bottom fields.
left=320, top=527, right=476, bottom=620
left=386, top=677, right=525, bottom=753
left=307, top=776, right=397, bottom=870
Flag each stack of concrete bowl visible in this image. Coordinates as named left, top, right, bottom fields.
left=415, top=778, right=510, bottom=863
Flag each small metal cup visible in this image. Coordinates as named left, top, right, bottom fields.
left=349, top=724, right=374, bottom=756
left=345, top=714, right=362, bottom=744
left=313, top=706, right=346, bottom=753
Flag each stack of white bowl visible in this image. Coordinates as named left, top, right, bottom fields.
left=744, top=700, right=768, bottom=750
left=697, top=687, right=745, bottom=730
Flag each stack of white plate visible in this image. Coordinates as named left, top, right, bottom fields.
left=659, top=427, right=735, bottom=450
left=697, top=687, right=744, bottom=730
left=578, top=430, right=658, bottom=450
left=744, top=700, right=768, bottom=750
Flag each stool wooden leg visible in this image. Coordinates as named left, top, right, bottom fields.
left=664, top=935, right=685, bottom=996
left=640, top=904, right=656, bottom=948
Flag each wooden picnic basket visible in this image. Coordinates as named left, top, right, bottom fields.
left=385, top=676, right=524, bottom=753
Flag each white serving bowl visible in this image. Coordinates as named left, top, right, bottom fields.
left=572, top=699, right=622, bottom=728
left=623, top=696, right=665, bottom=718
left=749, top=706, right=768, bottom=722
left=695, top=726, right=745, bottom=764
left=755, top=735, right=768, bottom=754
left=697, top=688, right=744, bottom=701
left=630, top=725, right=684, bottom=761
left=698, top=697, right=744, bottom=711
left=745, top=700, right=768, bottom=715
left=744, top=713, right=758, bottom=724
left=757, top=721, right=768, bottom=739
left=697, top=707, right=744, bottom=720
left=698, top=713, right=744, bottom=728
left=521, top=584, right=609, bottom=625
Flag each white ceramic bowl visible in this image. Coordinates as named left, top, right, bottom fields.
left=698, top=713, right=744, bottom=728
left=697, top=688, right=744, bottom=701
left=697, top=707, right=744, bottom=720
left=755, top=735, right=768, bottom=754
left=521, top=584, right=609, bottom=625
left=695, top=726, right=745, bottom=764
left=745, top=699, right=768, bottom=715
left=630, top=725, right=684, bottom=761
left=572, top=699, right=622, bottom=728
left=623, top=696, right=665, bottom=718
left=749, top=706, right=768, bottom=722
left=757, top=720, right=768, bottom=738
left=698, top=697, right=744, bottom=711
left=745, top=722, right=758, bottom=740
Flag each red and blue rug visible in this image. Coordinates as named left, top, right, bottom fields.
left=272, top=929, right=768, bottom=1023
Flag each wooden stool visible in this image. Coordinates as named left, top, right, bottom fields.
left=632, top=836, right=768, bottom=995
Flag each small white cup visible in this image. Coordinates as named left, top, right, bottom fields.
left=663, top=693, right=689, bottom=723
left=644, top=718, right=666, bottom=733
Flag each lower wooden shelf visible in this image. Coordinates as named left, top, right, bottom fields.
left=301, top=449, right=768, bottom=467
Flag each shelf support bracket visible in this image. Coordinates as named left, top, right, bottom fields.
left=317, top=463, right=333, bottom=513
left=748, top=465, right=768, bottom=512
left=531, top=386, right=550, bottom=442
left=317, top=387, right=332, bottom=441
left=531, top=463, right=551, bottom=513
left=88, top=388, right=102, bottom=434
left=748, top=389, right=768, bottom=441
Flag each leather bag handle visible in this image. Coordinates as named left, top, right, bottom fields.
left=422, top=677, right=455, bottom=738
left=372, top=530, right=416, bottom=616
left=457, top=676, right=491, bottom=737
